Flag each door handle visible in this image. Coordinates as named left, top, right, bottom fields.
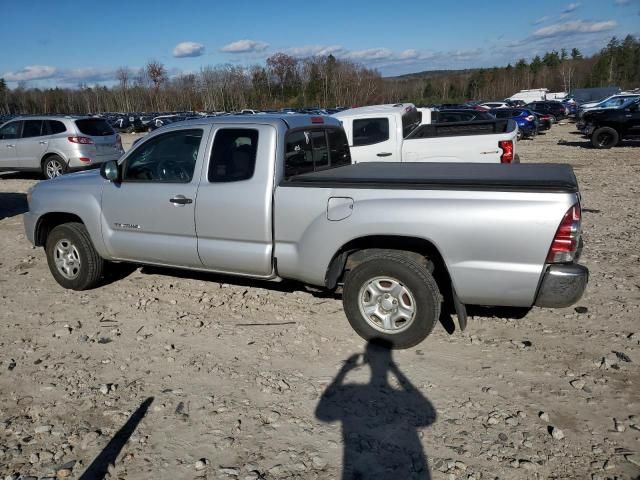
left=481, top=150, right=499, bottom=154
left=6, top=144, right=15, bottom=148
left=39, top=141, right=48, bottom=145
left=376, top=152, right=392, bottom=157
left=170, top=195, right=193, bottom=206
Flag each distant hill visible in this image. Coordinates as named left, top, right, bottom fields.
left=387, top=68, right=482, bottom=80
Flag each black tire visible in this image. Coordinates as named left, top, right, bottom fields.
left=42, top=155, right=68, bottom=180
left=591, top=127, right=619, bottom=149
left=45, top=222, right=104, bottom=290
left=342, top=252, right=441, bottom=349
left=516, top=130, right=523, bottom=141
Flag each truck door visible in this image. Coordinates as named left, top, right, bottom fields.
left=347, top=116, right=399, bottom=163
left=195, top=124, right=276, bottom=277
left=100, top=127, right=207, bottom=267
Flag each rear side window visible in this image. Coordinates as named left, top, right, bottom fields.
left=45, top=120, right=67, bottom=135
left=209, top=129, right=259, bottom=182
left=22, top=120, right=44, bottom=138
left=352, top=118, right=389, bottom=146
left=75, top=119, right=114, bottom=136
left=0, top=121, right=21, bottom=139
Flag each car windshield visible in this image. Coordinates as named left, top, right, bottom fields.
left=75, top=118, right=114, bottom=136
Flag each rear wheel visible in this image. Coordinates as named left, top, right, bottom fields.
left=342, top=252, right=441, bottom=349
left=591, top=127, right=619, bottom=149
left=42, top=155, right=67, bottom=180
left=45, top=222, right=104, bottom=290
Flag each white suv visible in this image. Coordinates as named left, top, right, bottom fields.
left=0, top=116, right=124, bottom=179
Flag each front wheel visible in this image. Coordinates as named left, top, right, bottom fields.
left=342, top=252, right=441, bottom=349
left=45, top=222, right=104, bottom=290
left=591, top=127, right=619, bottom=149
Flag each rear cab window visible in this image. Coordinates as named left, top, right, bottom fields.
left=285, top=127, right=351, bottom=179
left=75, top=118, right=115, bottom=136
left=401, top=107, right=421, bottom=137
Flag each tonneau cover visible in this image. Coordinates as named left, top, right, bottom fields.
left=284, top=162, right=578, bottom=193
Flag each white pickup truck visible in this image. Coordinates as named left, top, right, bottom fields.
left=333, top=104, right=518, bottom=164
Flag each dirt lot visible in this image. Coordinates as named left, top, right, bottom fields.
left=1, top=124, right=639, bottom=480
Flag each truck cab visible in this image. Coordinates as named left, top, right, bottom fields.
left=333, top=104, right=421, bottom=163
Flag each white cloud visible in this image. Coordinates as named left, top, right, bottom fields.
left=221, top=39, right=269, bottom=53
left=345, top=48, right=394, bottom=61
left=172, top=41, right=205, bottom=58
left=283, top=45, right=344, bottom=58
left=398, top=49, right=419, bottom=60
left=563, top=2, right=581, bottom=12
left=533, top=20, right=617, bottom=38
left=3, top=65, right=57, bottom=81
left=533, top=15, right=550, bottom=25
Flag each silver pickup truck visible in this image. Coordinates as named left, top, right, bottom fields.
left=24, top=115, right=588, bottom=348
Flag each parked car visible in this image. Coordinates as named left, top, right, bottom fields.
left=526, top=101, right=567, bottom=121
left=432, top=109, right=495, bottom=123
left=576, top=93, right=640, bottom=129
left=532, top=112, right=553, bottom=131
left=334, top=104, right=518, bottom=164
left=479, top=102, right=509, bottom=109
left=0, top=116, right=124, bottom=179
left=24, top=114, right=588, bottom=348
left=583, top=98, right=640, bottom=148
left=489, top=108, right=538, bottom=140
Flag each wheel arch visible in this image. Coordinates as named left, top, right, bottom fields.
left=324, top=235, right=452, bottom=291
left=34, top=212, right=85, bottom=247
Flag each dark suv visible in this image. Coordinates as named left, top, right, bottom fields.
left=583, top=98, right=640, bottom=148
left=526, top=101, right=567, bottom=121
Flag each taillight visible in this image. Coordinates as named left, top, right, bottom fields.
left=499, top=140, right=514, bottom=163
left=311, top=116, right=324, bottom=124
left=546, top=204, right=581, bottom=263
left=526, top=115, right=535, bottom=122
left=67, top=136, right=94, bottom=144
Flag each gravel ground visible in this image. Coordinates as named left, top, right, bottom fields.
left=0, top=123, right=639, bottom=480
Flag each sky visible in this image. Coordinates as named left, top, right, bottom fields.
left=0, top=0, right=638, bottom=88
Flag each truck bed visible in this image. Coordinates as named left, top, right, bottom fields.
left=284, top=162, right=578, bottom=193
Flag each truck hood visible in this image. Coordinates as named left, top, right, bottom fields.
left=29, top=169, right=104, bottom=200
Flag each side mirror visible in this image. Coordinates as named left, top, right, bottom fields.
left=100, top=160, right=120, bottom=182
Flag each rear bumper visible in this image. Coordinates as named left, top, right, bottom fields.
left=534, top=263, right=589, bottom=308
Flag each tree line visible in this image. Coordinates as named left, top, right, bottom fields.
left=0, top=35, right=638, bottom=115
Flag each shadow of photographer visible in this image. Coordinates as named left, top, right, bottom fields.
left=316, top=339, right=436, bottom=479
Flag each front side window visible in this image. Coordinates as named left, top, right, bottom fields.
left=124, top=129, right=203, bottom=183
left=0, top=121, right=21, bottom=140
left=209, top=129, right=259, bottom=182
left=352, top=118, right=389, bottom=146
left=22, top=120, right=43, bottom=138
